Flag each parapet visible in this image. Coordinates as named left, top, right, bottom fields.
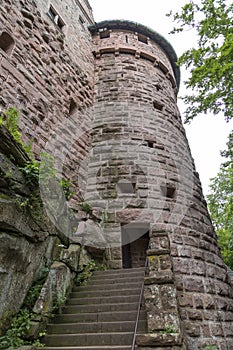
left=89, top=20, right=180, bottom=89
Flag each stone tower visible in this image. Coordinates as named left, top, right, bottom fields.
left=0, top=1, right=233, bottom=349
left=85, top=20, right=233, bottom=349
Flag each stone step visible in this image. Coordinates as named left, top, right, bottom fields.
left=47, top=320, right=147, bottom=334
left=53, top=310, right=146, bottom=323
left=87, top=276, right=142, bottom=285
left=62, top=302, right=139, bottom=314
left=43, top=332, right=134, bottom=347
left=73, top=281, right=142, bottom=292
left=42, top=347, right=132, bottom=350
left=94, top=267, right=144, bottom=275
left=70, top=287, right=141, bottom=298
left=92, top=269, right=145, bottom=279
left=66, top=294, right=140, bottom=305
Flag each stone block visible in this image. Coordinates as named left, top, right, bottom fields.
left=60, top=244, right=81, bottom=272
left=136, top=333, right=182, bottom=347
left=71, top=219, right=107, bottom=250
left=33, top=262, right=72, bottom=315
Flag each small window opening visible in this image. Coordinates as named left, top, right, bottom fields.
left=155, top=84, right=162, bottom=91
left=161, top=185, right=176, bottom=199
left=69, top=99, right=78, bottom=116
left=57, top=17, right=65, bottom=30
left=138, top=34, right=148, bottom=44
left=79, top=15, right=85, bottom=25
left=100, top=30, right=110, bottom=39
left=116, top=179, right=136, bottom=194
left=48, top=5, right=65, bottom=31
left=153, top=100, right=163, bottom=111
left=48, top=5, right=56, bottom=20
left=126, top=35, right=128, bottom=43
left=0, top=32, right=15, bottom=55
left=147, top=141, right=154, bottom=148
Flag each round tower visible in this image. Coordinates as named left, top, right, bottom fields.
left=84, top=20, right=233, bottom=349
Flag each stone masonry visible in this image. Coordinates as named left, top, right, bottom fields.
left=0, top=1, right=233, bottom=349
left=87, top=20, right=233, bottom=349
left=0, top=0, right=94, bottom=205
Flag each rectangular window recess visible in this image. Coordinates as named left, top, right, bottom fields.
left=48, top=5, right=65, bottom=31
left=79, top=15, right=85, bottom=24
left=48, top=5, right=56, bottom=20
left=153, top=100, right=164, bottom=111
left=138, top=33, right=148, bottom=44
left=147, top=141, right=154, bottom=148
left=117, top=180, right=136, bottom=194
left=161, top=185, right=176, bottom=199
left=100, top=30, right=110, bottom=39
left=57, top=17, right=65, bottom=30
left=69, top=98, right=78, bottom=116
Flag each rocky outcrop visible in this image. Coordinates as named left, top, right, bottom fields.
left=0, top=124, right=84, bottom=335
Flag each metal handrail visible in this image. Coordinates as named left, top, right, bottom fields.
left=131, top=257, right=148, bottom=350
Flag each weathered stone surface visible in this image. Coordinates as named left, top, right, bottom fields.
left=60, top=244, right=81, bottom=272
left=136, top=333, right=183, bottom=346
left=0, top=125, right=30, bottom=167
left=0, top=232, right=49, bottom=332
left=72, top=219, right=108, bottom=250
left=33, top=262, right=72, bottom=315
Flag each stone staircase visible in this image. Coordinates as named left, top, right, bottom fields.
left=42, top=267, right=147, bottom=350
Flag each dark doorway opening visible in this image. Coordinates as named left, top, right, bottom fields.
left=121, top=223, right=149, bottom=268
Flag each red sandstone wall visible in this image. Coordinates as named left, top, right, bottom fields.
left=0, top=0, right=94, bottom=202
left=88, top=23, right=233, bottom=349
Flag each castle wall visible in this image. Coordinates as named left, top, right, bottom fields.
left=0, top=0, right=94, bottom=202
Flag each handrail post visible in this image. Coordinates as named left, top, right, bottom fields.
left=131, top=257, right=148, bottom=350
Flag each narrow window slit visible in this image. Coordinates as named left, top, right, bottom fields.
left=0, top=32, right=15, bottom=55
left=69, top=99, right=78, bottom=116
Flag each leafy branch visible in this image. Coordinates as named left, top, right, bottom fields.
left=168, top=0, right=233, bottom=122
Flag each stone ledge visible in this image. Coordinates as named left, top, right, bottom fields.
left=0, top=125, right=30, bottom=167
left=144, top=272, right=174, bottom=285
left=147, top=248, right=170, bottom=256
left=136, top=333, right=183, bottom=347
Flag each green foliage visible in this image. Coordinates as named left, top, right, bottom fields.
left=159, top=324, right=176, bottom=334
left=60, top=178, right=75, bottom=201
left=0, top=107, right=34, bottom=156
left=0, top=279, right=47, bottom=349
left=75, top=259, right=97, bottom=286
left=75, top=259, right=107, bottom=286
left=207, top=132, right=233, bottom=269
left=23, top=283, right=43, bottom=310
left=0, top=309, right=44, bottom=350
left=20, top=161, right=40, bottom=185
left=0, top=107, right=21, bottom=144
left=79, top=202, right=93, bottom=214
left=0, top=309, right=31, bottom=349
left=168, top=0, right=233, bottom=122
left=203, top=345, right=218, bottom=350
left=40, top=152, right=74, bottom=201
left=51, top=291, right=67, bottom=314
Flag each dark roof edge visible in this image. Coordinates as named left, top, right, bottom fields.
left=89, top=20, right=180, bottom=89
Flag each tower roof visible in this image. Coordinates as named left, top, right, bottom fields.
left=89, top=19, right=180, bottom=89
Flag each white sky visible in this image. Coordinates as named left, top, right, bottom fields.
left=89, top=0, right=233, bottom=195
